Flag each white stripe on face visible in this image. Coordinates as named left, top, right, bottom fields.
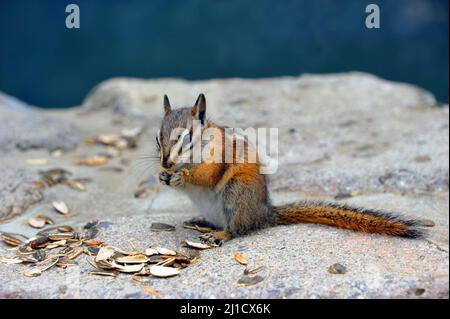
left=169, top=128, right=190, bottom=165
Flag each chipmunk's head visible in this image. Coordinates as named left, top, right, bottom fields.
left=156, top=94, right=207, bottom=170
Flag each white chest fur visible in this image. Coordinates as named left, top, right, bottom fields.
left=179, top=185, right=227, bottom=229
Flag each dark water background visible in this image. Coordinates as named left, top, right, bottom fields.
left=0, top=0, right=448, bottom=108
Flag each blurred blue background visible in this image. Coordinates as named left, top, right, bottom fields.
left=0, top=0, right=448, bottom=108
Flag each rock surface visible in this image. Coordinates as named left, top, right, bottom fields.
left=82, top=73, right=448, bottom=194
left=0, top=72, right=448, bottom=299
left=0, top=92, right=80, bottom=153
left=0, top=93, right=81, bottom=220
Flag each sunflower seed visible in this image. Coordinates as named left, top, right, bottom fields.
left=91, top=259, right=116, bottom=270
left=22, top=256, right=59, bottom=277
left=244, top=266, right=264, bottom=275
left=75, top=155, right=109, bottom=166
left=27, top=216, right=46, bottom=228
left=26, top=158, right=48, bottom=165
left=0, top=257, right=23, bottom=264
left=46, top=240, right=67, bottom=249
left=158, top=257, right=176, bottom=267
left=56, top=257, right=78, bottom=268
left=417, top=219, right=435, bottom=227
left=147, top=255, right=166, bottom=264
left=90, top=270, right=118, bottom=277
left=17, top=245, right=35, bottom=255
left=85, top=246, right=100, bottom=256
left=38, top=215, right=54, bottom=225
left=121, top=127, right=142, bottom=139
left=58, top=226, right=74, bottom=232
left=95, top=133, right=122, bottom=146
left=141, top=286, right=164, bottom=298
left=83, top=219, right=99, bottom=229
left=52, top=201, right=69, bottom=215
left=95, top=247, right=115, bottom=262
left=134, top=188, right=149, bottom=199
left=62, top=179, right=86, bottom=191
left=183, top=240, right=213, bottom=250
left=182, top=224, right=214, bottom=233
left=84, top=239, right=103, bottom=247
left=150, top=223, right=176, bottom=232
left=134, top=266, right=152, bottom=276
left=237, top=275, right=264, bottom=287
left=39, top=168, right=71, bottom=186
left=149, top=265, right=180, bottom=278
left=115, top=254, right=149, bottom=264
left=37, top=227, right=59, bottom=236
left=155, top=247, right=177, bottom=256
left=234, top=253, right=248, bottom=265
left=98, top=166, right=124, bottom=173
left=19, top=250, right=47, bottom=263
left=328, top=263, right=347, bottom=274
left=111, top=262, right=145, bottom=273
left=29, top=236, right=50, bottom=249
left=114, top=139, right=129, bottom=150
left=83, top=227, right=100, bottom=240
left=144, top=248, right=159, bottom=256
left=1, top=232, right=26, bottom=246
left=51, top=149, right=64, bottom=157
left=33, top=250, right=47, bottom=262
left=106, top=246, right=135, bottom=255
left=48, top=233, right=75, bottom=241
left=39, top=168, right=71, bottom=177
left=173, top=256, right=195, bottom=265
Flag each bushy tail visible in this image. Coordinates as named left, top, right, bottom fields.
left=271, top=201, right=425, bottom=238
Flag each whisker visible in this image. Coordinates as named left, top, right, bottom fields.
left=131, top=161, right=159, bottom=167
left=128, top=164, right=159, bottom=182
left=136, top=155, right=160, bottom=159
left=133, top=158, right=160, bottom=166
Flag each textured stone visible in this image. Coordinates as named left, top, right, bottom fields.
left=0, top=92, right=80, bottom=153
left=81, top=72, right=449, bottom=195
left=0, top=166, right=43, bottom=221
left=0, top=73, right=448, bottom=298
left=0, top=207, right=448, bottom=298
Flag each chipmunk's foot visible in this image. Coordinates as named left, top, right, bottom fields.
left=183, top=217, right=219, bottom=230
left=200, top=231, right=232, bottom=246
left=169, top=170, right=185, bottom=187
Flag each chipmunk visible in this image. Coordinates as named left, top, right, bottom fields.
left=156, top=94, right=426, bottom=243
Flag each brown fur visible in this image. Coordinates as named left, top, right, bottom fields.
left=271, top=202, right=423, bottom=238
left=157, top=94, right=426, bottom=239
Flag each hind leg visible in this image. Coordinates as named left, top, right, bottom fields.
left=220, top=176, right=271, bottom=236
left=197, top=178, right=270, bottom=245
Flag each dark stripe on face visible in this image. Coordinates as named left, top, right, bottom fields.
left=199, top=110, right=205, bottom=125
left=156, top=136, right=161, bottom=150
left=162, top=155, right=169, bottom=168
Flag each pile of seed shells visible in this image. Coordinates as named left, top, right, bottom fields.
left=0, top=220, right=221, bottom=280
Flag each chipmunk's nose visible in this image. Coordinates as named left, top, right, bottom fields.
left=162, top=155, right=170, bottom=169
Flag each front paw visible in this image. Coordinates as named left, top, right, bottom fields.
left=169, top=170, right=185, bottom=187
left=159, top=171, right=171, bottom=185
left=200, top=231, right=232, bottom=246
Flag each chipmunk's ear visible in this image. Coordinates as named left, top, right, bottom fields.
left=191, top=93, right=206, bottom=125
left=163, top=94, right=171, bottom=114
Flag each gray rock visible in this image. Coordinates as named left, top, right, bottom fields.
left=0, top=73, right=448, bottom=298
left=0, top=166, right=43, bottom=220
left=82, top=72, right=449, bottom=195
left=0, top=92, right=80, bottom=153
left=0, top=206, right=448, bottom=298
